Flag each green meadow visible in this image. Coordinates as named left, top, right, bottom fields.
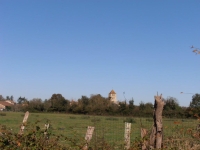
left=0, top=112, right=198, bottom=148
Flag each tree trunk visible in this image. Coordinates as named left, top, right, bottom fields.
left=149, top=94, right=164, bottom=149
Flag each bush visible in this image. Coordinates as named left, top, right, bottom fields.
left=0, top=123, right=68, bottom=150
left=0, top=121, right=87, bottom=150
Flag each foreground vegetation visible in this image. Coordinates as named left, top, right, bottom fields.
left=1, top=112, right=200, bottom=149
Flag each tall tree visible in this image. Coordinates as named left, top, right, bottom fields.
left=139, top=101, right=145, bottom=110
left=164, top=97, right=180, bottom=110
left=89, top=94, right=109, bottom=115
left=190, top=94, right=200, bottom=108
left=43, top=99, right=51, bottom=112
left=129, top=98, right=135, bottom=110
left=17, top=97, right=28, bottom=104
left=119, top=101, right=129, bottom=115
left=28, top=98, right=44, bottom=112
left=76, top=96, right=90, bottom=114
left=50, top=94, right=69, bottom=112
left=185, top=94, right=200, bottom=118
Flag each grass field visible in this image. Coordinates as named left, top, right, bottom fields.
left=0, top=112, right=199, bottom=149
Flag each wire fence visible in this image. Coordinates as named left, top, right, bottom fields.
left=1, top=112, right=199, bottom=149
left=49, top=115, right=199, bottom=149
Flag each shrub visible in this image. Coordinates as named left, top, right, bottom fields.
left=0, top=123, right=68, bottom=150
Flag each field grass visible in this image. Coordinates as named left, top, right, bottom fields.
left=0, top=112, right=199, bottom=149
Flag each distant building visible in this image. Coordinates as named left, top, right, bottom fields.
left=108, top=90, right=117, bottom=104
left=5, top=100, right=15, bottom=105
left=0, top=101, right=14, bottom=111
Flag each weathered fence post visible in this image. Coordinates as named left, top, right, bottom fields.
left=141, top=128, right=148, bottom=150
left=19, top=111, right=29, bottom=135
left=150, top=94, right=165, bottom=149
left=124, top=122, right=131, bottom=149
left=44, top=123, right=49, bottom=139
left=83, top=126, right=95, bottom=150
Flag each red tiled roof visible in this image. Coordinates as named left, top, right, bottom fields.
left=109, top=90, right=116, bottom=94
left=0, top=101, right=14, bottom=107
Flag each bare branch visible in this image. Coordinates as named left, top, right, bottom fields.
left=191, top=46, right=200, bottom=55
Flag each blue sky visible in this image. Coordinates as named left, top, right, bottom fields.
left=0, top=0, right=200, bottom=106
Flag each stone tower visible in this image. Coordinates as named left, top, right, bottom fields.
left=109, top=90, right=117, bottom=103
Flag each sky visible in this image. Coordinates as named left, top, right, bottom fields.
left=0, top=0, right=200, bottom=106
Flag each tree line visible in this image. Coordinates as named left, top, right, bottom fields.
left=1, top=93, right=200, bottom=118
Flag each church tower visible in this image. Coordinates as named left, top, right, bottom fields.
left=109, top=90, right=117, bottom=103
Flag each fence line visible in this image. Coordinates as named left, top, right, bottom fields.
left=0, top=112, right=199, bottom=149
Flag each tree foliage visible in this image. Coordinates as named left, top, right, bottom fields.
left=1, top=93, right=193, bottom=118
left=17, top=97, right=28, bottom=104
left=190, top=94, right=200, bottom=108
left=163, top=97, right=184, bottom=118
left=49, top=94, right=69, bottom=112
left=164, top=97, right=180, bottom=111
left=185, top=94, right=200, bottom=118
left=27, top=98, right=44, bottom=112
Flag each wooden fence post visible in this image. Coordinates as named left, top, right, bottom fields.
left=83, top=126, right=95, bottom=150
left=150, top=94, right=165, bottom=149
left=141, top=128, right=148, bottom=150
left=44, top=123, right=49, bottom=139
left=19, top=111, right=29, bottom=135
left=124, top=122, right=131, bottom=149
